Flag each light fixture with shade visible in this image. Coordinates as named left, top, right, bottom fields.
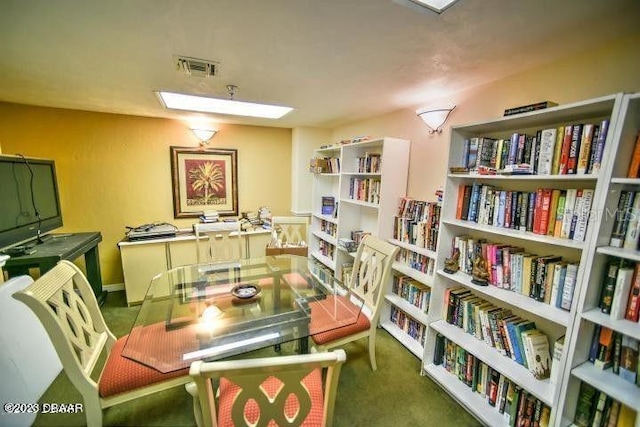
left=416, top=106, right=456, bottom=134
left=191, top=128, right=217, bottom=145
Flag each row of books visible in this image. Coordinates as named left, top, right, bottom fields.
left=392, top=275, right=431, bottom=313
left=396, top=197, right=440, bottom=222
left=393, top=198, right=441, bottom=250
left=396, top=248, right=436, bottom=276
left=598, top=258, right=640, bottom=323
left=348, top=177, right=381, bottom=204
left=452, top=235, right=578, bottom=310
left=433, top=334, right=552, bottom=427
left=574, top=381, right=637, bottom=427
left=350, top=230, right=370, bottom=247
left=389, top=306, right=426, bottom=344
left=309, top=156, right=340, bottom=174
left=317, top=240, right=335, bottom=260
left=444, top=287, right=553, bottom=379
left=589, top=324, right=639, bottom=387
left=319, top=219, right=337, bottom=237
left=355, top=152, right=381, bottom=173
left=609, top=191, right=640, bottom=250
left=457, top=184, right=594, bottom=242
left=460, top=120, right=609, bottom=176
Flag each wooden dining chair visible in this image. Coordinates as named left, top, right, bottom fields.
left=188, top=349, right=346, bottom=427
left=12, top=260, right=192, bottom=427
left=194, top=221, right=244, bottom=264
left=271, top=216, right=308, bottom=246
left=308, top=235, right=399, bottom=371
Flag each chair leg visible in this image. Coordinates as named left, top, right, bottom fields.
left=84, top=395, right=103, bottom=427
left=368, top=333, right=377, bottom=371
left=185, top=382, right=203, bottom=427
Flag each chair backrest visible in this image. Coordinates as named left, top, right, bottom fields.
left=349, top=235, right=399, bottom=324
left=271, top=216, right=308, bottom=245
left=195, top=221, right=244, bottom=263
left=189, top=349, right=346, bottom=427
left=12, top=260, right=116, bottom=396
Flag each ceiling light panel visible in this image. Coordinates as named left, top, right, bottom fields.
left=157, top=91, right=293, bottom=119
left=406, top=0, right=459, bottom=13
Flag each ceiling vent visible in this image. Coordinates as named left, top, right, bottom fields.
left=174, top=56, right=219, bottom=78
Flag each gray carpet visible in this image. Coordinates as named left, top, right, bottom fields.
left=34, top=291, right=482, bottom=426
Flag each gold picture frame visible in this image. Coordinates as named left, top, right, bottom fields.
left=170, top=147, right=238, bottom=218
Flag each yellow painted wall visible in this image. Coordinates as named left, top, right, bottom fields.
left=332, top=32, right=640, bottom=203
left=0, top=104, right=292, bottom=284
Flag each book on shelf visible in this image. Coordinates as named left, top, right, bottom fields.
left=576, top=123, right=594, bottom=175
left=593, top=326, right=615, bottom=370
left=321, top=196, right=335, bottom=215
left=623, top=191, right=640, bottom=250
left=550, top=335, right=564, bottom=384
left=609, top=191, right=637, bottom=248
left=617, top=404, right=637, bottom=427
left=625, top=265, right=640, bottom=322
left=627, top=131, right=640, bottom=178
left=619, top=335, right=638, bottom=385
left=573, top=381, right=598, bottom=427
left=599, top=259, right=624, bottom=314
left=503, top=101, right=558, bottom=117
left=560, top=263, right=579, bottom=311
left=610, top=265, right=635, bottom=320
left=591, top=119, right=609, bottom=176
left=566, top=123, right=583, bottom=175
left=536, top=128, right=556, bottom=175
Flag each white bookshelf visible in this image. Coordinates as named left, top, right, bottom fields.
left=309, top=137, right=410, bottom=283
left=423, top=93, right=631, bottom=427
left=558, top=93, right=640, bottom=427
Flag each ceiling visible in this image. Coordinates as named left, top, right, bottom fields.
left=1, top=0, right=639, bottom=130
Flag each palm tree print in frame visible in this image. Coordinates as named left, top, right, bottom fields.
left=170, top=147, right=238, bottom=218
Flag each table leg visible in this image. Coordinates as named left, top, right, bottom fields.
left=298, top=337, right=309, bottom=354
left=85, top=245, right=107, bottom=306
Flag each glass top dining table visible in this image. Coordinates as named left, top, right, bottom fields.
left=122, top=255, right=362, bottom=373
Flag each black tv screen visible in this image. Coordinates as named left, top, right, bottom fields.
left=0, top=155, right=63, bottom=251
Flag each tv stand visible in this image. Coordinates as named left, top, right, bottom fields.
left=4, top=232, right=106, bottom=306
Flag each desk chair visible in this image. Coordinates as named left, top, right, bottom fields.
left=188, top=349, right=346, bottom=427
left=12, top=260, right=192, bottom=427
left=271, top=216, right=308, bottom=246
left=195, top=221, right=244, bottom=264
left=309, top=235, right=399, bottom=371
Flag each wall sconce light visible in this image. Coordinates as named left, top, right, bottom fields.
left=416, top=106, right=456, bottom=134
left=191, top=128, right=217, bottom=145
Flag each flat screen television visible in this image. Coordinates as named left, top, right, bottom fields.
left=0, top=154, right=63, bottom=252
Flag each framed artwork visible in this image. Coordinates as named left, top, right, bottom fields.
left=170, top=147, right=238, bottom=218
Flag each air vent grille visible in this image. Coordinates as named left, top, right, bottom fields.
left=174, top=56, right=219, bottom=78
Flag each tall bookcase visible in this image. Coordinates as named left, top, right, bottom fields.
left=381, top=199, right=440, bottom=359
left=422, top=93, right=631, bottom=426
left=558, top=93, right=640, bottom=426
left=309, top=137, right=410, bottom=284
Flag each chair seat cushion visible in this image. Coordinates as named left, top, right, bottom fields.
left=99, top=334, right=189, bottom=397
left=309, top=295, right=370, bottom=345
left=218, top=369, right=324, bottom=426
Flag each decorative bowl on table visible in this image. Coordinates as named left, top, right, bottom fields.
left=231, top=284, right=261, bottom=299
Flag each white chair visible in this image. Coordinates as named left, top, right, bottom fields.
left=12, top=260, right=192, bottom=427
left=194, top=221, right=244, bottom=264
left=271, top=216, right=309, bottom=246
left=309, top=235, right=399, bottom=371
left=189, top=350, right=346, bottom=427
